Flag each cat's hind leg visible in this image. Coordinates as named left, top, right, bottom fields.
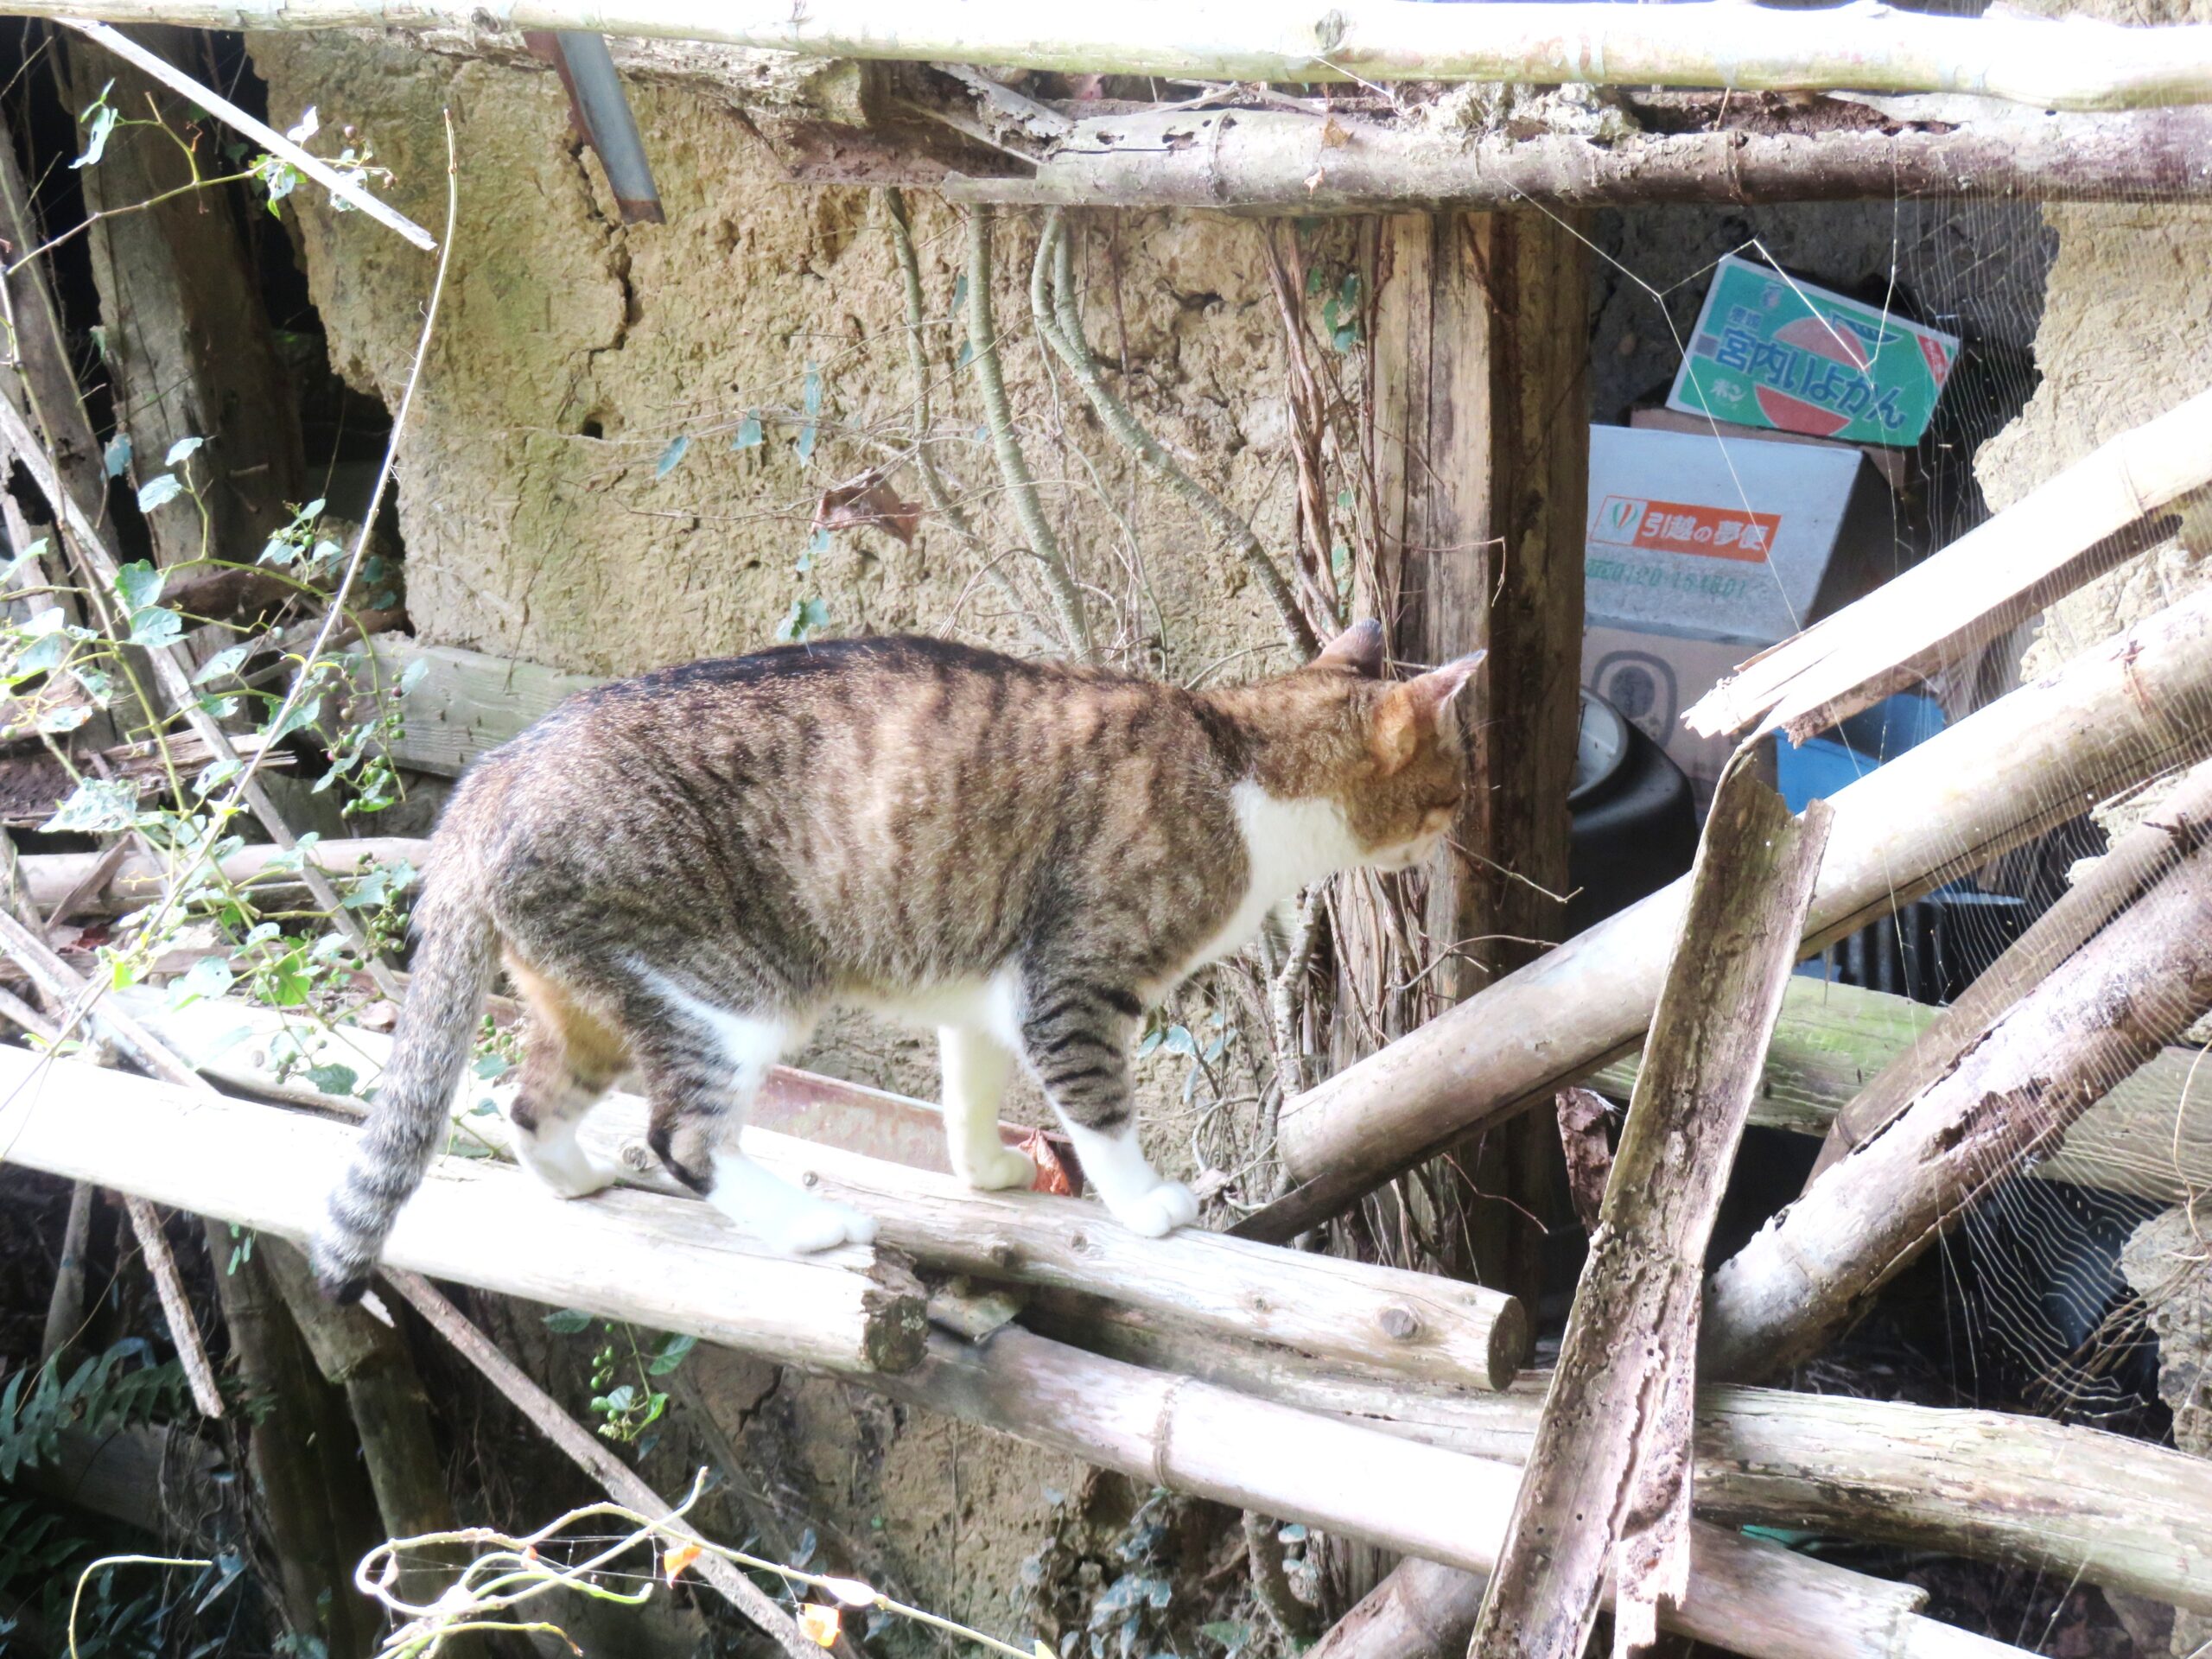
left=631, top=980, right=877, bottom=1255
left=506, top=961, right=629, bottom=1198
left=1017, top=975, right=1196, bottom=1237
left=939, top=1026, right=1034, bottom=1192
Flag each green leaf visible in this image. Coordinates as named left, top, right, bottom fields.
left=774, top=596, right=831, bottom=644
left=73, top=96, right=118, bottom=170
left=136, top=474, right=185, bottom=514
left=194, top=642, right=257, bottom=685
left=165, top=435, right=206, bottom=466
left=42, top=778, right=137, bottom=833
left=303, top=1063, right=359, bottom=1096
left=166, top=955, right=235, bottom=1009
left=194, top=756, right=241, bottom=796
left=655, top=435, right=690, bottom=479
left=543, top=1308, right=594, bottom=1334
left=397, top=657, right=429, bottom=694
left=264, top=695, right=322, bottom=744
left=127, top=607, right=183, bottom=649
left=102, top=434, right=132, bottom=478
left=647, top=1332, right=696, bottom=1376
left=733, top=412, right=763, bottom=450
left=36, top=705, right=92, bottom=734
left=473, top=1053, right=512, bottom=1081
left=114, top=560, right=165, bottom=612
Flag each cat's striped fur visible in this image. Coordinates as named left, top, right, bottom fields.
left=310, top=622, right=1480, bottom=1300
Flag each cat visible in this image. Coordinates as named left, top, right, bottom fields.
left=309, top=620, right=1481, bottom=1300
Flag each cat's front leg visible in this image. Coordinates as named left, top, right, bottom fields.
left=1017, top=977, right=1196, bottom=1238
left=939, top=1026, right=1036, bottom=1192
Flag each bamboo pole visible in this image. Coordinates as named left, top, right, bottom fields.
left=5, top=0, right=2210, bottom=109
left=876, top=1325, right=2030, bottom=1659
left=124, top=990, right=1532, bottom=1390
left=1807, top=754, right=2212, bottom=1181
left=948, top=105, right=2212, bottom=212
left=1030, top=1300, right=2212, bottom=1616
left=1704, top=827, right=2212, bottom=1379
left=15, top=835, right=427, bottom=918
left=1687, top=382, right=2212, bottom=744
left=1471, top=772, right=1830, bottom=1657
left=1251, top=582, right=2212, bottom=1242
left=0, top=1045, right=931, bottom=1374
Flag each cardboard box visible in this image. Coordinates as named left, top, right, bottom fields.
left=1628, top=404, right=1910, bottom=495
left=1583, top=624, right=1746, bottom=814
left=1584, top=423, right=1897, bottom=645
left=1668, top=253, right=1959, bottom=448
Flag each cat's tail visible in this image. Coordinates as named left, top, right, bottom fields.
left=309, top=861, right=499, bottom=1302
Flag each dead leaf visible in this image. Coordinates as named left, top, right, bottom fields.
left=1014, top=1128, right=1077, bottom=1197
left=663, top=1541, right=702, bottom=1583
left=814, top=474, right=922, bottom=547
left=358, top=1001, right=398, bottom=1032
left=1303, top=167, right=1325, bottom=196
left=1319, top=116, right=1351, bottom=148
left=799, top=1604, right=842, bottom=1647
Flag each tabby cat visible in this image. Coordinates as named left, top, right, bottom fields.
left=310, top=621, right=1480, bottom=1300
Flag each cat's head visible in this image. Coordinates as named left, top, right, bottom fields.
left=1264, top=619, right=1484, bottom=874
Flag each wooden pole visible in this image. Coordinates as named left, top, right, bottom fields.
left=946, top=105, right=2212, bottom=212
left=1470, top=772, right=1830, bottom=1656
left=1705, top=827, right=2212, bottom=1379
left=9, top=0, right=2212, bottom=109
left=1031, top=1301, right=2212, bottom=1616
left=875, top=1325, right=2031, bottom=1659
left=14, top=836, right=429, bottom=918
left=1249, top=582, right=2212, bottom=1241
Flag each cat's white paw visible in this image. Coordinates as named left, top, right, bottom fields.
left=538, top=1162, right=622, bottom=1199
left=517, top=1137, right=623, bottom=1198
left=1105, top=1179, right=1200, bottom=1238
left=958, top=1143, right=1038, bottom=1192
left=766, top=1197, right=880, bottom=1255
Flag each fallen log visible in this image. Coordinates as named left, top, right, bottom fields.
left=13, top=0, right=2212, bottom=109
left=1688, top=381, right=2212, bottom=744
left=948, top=104, right=2212, bottom=213
left=1255, top=582, right=2212, bottom=1241
left=1592, top=976, right=2212, bottom=1205
left=125, top=990, right=1531, bottom=1390
left=0, top=1045, right=930, bottom=1375
left=1031, top=1300, right=2212, bottom=1615
left=1808, top=754, right=2212, bottom=1181
left=1471, top=773, right=1829, bottom=1656
left=1704, top=823, right=2212, bottom=1379
left=16, top=835, right=428, bottom=919
left=877, top=1325, right=2029, bottom=1659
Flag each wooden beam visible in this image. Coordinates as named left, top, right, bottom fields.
left=16, top=835, right=428, bottom=918
left=1470, top=772, right=1829, bottom=1656
left=1704, top=826, right=2212, bottom=1380
left=1243, top=582, right=2212, bottom=1241
left=5, top=0, right=2211, bottom=109
left=877, top=1325, right=2033, bottom=1659
left=353, top=636, right=600, bottom=775
left=946, top=104, right=2212, bottom=212
left=0, top=1044, right=931, bottom=1374
left=1035, top=1303, right=2212, bottom=1616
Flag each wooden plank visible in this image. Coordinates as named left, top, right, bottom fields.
left=18, top=835, right=429, bottom=918
left=1704, top=827, right=2212, bottom=1379
left=0, top=1045, right=930, bottom=1374
left=356, top=635, right=600, bottom=775
left=1244, top=582, right=2212, bottom=1241
left=1470, top=772, right=1830, bottom=1656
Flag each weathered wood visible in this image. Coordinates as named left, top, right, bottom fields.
left=1471, top=773, right=1829, bottom=1657
left=1808, top=755, right=2212, bottom=1181
left=62, top=25, right=309, bottom=582
left=0, top=1046, right=931, bottom=1374
left=1705, top=826, right=2212, bottom=1379
left=386, top=1268, right=830, bottom=1659
left=0, top=730, right=287, bottom=826
left=18, top=834, right=427, bottom=918
left=1688, top=381, right=2212, bottom=745
left=1592, top=976, right=2212, bottom=1205
left=13, top=0, right=2212, bottom=109
left=877, top=1325, right=2030, bottom=1659
left=353, top=635, right=599, bottom=775
left=1307, top=1555, right=1480, bottom=1659
left=1250, top=582, right=2212, bottom=1241
left=127, top=990, right=1532, bottom=1390
left=1034, top=1302, right=2212, bottom=1615
left=38, top=1181, right=95, bottom=1364
left=947, top=104, right=2212, bottom=212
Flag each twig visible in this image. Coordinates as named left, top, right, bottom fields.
left=1031, top=210, right=1315, bottom=658
left=963, top=204, right=1091, bottom=659
left=880, top=188, right=1053, bottom=652
left=60, top=20, right=435, bottom=251
left=39, top=1178, right=94, bottom=1364
left=0, top=915, right=224, bottom=1416
left=384, top=1268, right=824, bottom=1659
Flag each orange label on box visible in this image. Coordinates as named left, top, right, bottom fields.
left=1588, top=495, right=1781, bottom=563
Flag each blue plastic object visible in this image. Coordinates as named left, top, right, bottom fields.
left=1776, top=691, right=1946, bottom=813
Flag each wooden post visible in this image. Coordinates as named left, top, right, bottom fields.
left=62, top=26, right=308, bottom=574
left=1351, top=210, right=1586, bottom=1300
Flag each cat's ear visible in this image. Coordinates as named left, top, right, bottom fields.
left=1313, top=618, right=1386, bottom=676
left=1370, top=652, right=1486, bottom=773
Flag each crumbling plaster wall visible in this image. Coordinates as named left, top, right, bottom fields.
left=247, top=32, right=1300, bottom=686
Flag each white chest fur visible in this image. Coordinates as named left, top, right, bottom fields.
left=1169, top=782, right=1362, bottom=987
